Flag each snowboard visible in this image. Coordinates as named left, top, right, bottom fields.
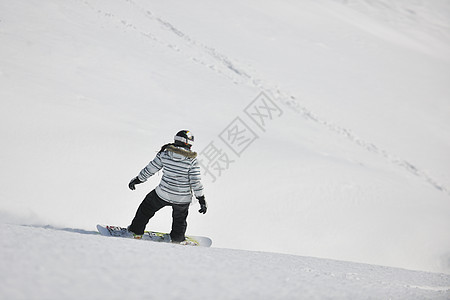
left=96, top=225, right=212, bottom=247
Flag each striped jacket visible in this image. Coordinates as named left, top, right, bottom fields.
left=137, top=145, right=204, bottom=204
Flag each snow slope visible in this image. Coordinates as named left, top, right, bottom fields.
left=1, top=0, right=449, bottom=286
left=1, top=223, right=449, bottom=300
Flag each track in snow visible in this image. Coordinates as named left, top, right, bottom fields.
left=80, top=0, right=449, bottom=196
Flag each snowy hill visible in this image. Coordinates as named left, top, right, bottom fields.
left=1, top=0, right=450, bottom=296
left=1, top=223, right=449, bottom=299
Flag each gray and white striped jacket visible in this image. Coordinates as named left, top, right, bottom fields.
left=137, top=145, right=204, bottom=204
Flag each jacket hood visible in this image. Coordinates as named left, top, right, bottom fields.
left=165, top=144, right=197, bottom=159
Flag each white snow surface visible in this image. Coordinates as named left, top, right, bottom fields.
left=1, top=223, right=449, bottom=300
left=1, top=0, right=450, bottom=298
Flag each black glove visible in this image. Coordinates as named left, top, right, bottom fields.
left=197, top=195, right=207, bottom=214
left=128, top=177, right=142, bottom=190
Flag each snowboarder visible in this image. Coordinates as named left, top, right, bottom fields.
left=127, top=130, right=207, bottom=243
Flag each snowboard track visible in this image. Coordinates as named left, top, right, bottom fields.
left=80, top=0, right=449, bottom=197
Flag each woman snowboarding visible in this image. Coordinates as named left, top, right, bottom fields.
left=127, top=130, right=207, bottom=243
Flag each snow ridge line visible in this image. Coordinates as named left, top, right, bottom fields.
left=85, top=0, right=449, bottom=196
left=141, top=6, right=450, bottom=196
left=149, top=13, right=253, bottom=80
left=264, top=89, right=449, bottom=196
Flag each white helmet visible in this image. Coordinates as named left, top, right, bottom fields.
left=174, top=130, right=194, bottom=148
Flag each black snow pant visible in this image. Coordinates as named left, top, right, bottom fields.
left=128, top=189, right=190, bottom=243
